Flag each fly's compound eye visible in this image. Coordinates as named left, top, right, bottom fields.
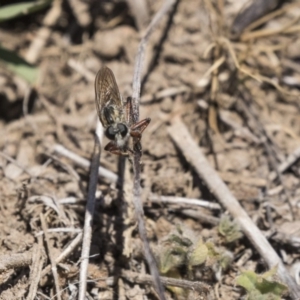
left=105, top=126, right=118, bottom=140
left=117, top=123, right=128, bottom=137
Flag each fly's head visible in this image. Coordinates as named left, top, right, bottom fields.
left=105, top=122, right=129, bottom=149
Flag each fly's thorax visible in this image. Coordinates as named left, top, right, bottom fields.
left=100, top=104, right=124, bottom=128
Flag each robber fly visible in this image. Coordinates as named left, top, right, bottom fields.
left=95, top=66, right=151, bottom=156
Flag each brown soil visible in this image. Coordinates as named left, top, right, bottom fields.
left=1, top=0, right=300, bottom=299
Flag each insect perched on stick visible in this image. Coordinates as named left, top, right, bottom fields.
left=95, top=66, right=151, bottom=156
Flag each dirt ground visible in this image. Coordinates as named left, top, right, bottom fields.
left=1, top=0, right=300, bottom=299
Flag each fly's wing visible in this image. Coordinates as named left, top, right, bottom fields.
left=94, top=66, right=122, bottom=127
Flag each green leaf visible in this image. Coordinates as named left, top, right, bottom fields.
left=0, top=46, right=38, bottom=84
left=236, top=269, right=288, bottom=299
left=159, top=247, right=187, bottom=274
left=188, top=239, right=208, bottom=267
left=236, top=270, right=259, bottom=292
left=0, top=0, right=52, bottom=22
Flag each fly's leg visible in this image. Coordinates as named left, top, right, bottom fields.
left=125, top=96, right=134, bottom=126
left=125, top=97, right=151, bottom=153
left=130, top=118, right=151, bottom=151
left=104, top=141, right=133, bottom=156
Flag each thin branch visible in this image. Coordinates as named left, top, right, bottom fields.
left=0, top=251, right=32, bottom=273
left=121, top=270, right=211, bottom=293
left=126, top=0, right=149, bottom=31
left=40, top=213, right=62, bottom=300
left=132, top=0, right=176, bottom=121
left=130, top=1, right=175, bottom=299
left=0, top=151, right=35, bottom=178
left=78, top=133, right=101, bottom=300
left=231, top=0, right=281, bottom=37
left=25, top=0, right=62, bottom=64
left=68, top=58, right=95, bottom=82
left=236, top=93, right=295, bottom=219
left=26, top=236, right=44, bottom=300
left=177, top=209, right=220, bottom=226
left=35, top=228, right=82, bottom=236
left=67, top=0, right=91, bottom=27
left=167, top=116, right=300, bottom=300
left=149, top=194, right=221, bottom=210
left=41, top=232, right=82, bottom=277
left=141, top=86, right=190, bottom=104
left=51, top=143, right=117, bottom=183
left=269, top=145, right=300, bottom=181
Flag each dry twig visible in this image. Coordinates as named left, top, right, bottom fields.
left=149, top=194, right=221, bottom=210
left=179, top=209, right=220, bottom=226
left=236, top=94, right=295, bottom=219
left=67, top=0, right=91, bottom=27
left=26, top=236, right=44, bottom=300
left=231, top=0, right=281, bottom=37
left=78, top=133, right=101, bottom=300
left=0, top=251, right=32, bottom=274
left=121, top=270, right=211, bottom=293
left=40, top=213, right=62, bottom=300
left=126, top=0, right=149, bottom=31
left=25, top=0, right=62, bottom=64
left=167, top=116, right=300, bottom=299
left=41, top=232, right=83, bottom=277
left=269, top=146, right=300, bottom=181
left=131, top=0, right=176, bottom=299
left=68, top=58, right=95, bottom=82
left=51, top=144, right=117, bottom=183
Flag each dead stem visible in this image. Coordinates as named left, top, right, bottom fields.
left=51, top=143, right=118, bottom=183
left=126, top=0, right=149, bottom=31
left=236, top=92, right=295, bottom=220
left=0, top=252, right=32, bottom=274
left=121, top=270, right=211, bottom=293
left=231, top=0, right=281, bottom=37
left=41, top=232, right=82, bottom=277
left=269, top=146, right=300, bottom=181
left=40, top=213, right=62, bottom=300
left=26, top=236, right=44, bottom=300
left=131, top=1, right=175, bottom=299
left=149, top=194, right=221, bottom=210
left=78, top=133, right=101, bottom=300
left=67, top=0, right=91, bottom=27
left=25, top=0, right=62, bottom=64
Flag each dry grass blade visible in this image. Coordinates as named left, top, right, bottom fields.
left=67, top=0, right=91, bottom=27
left=26, top=236, right=44, bottom=300
left=78, top=134, right=101, bottom=300
left=121, top=270, right=211, bottom=293
left=149, top=194, right=221, bottom=210
left=231, top=0, right=281, bottom=37
left=51, top=144, right=118, bottom=183
left=25, top=0, right=62, bottom=64
left=167, top=116, right=300, bottom=300
left=126, top=0, right=149, bottom=31
left=41, top=232, right=83, bottom=277
left=242, top=1, right=300, bottom=33
left=131, top=0, right=176, bottom=299
left=0, top=251, right=32, bottom=274
left=40, top=213, right=62, bottom=300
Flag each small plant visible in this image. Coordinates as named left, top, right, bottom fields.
left=157, top=226, right=234, bottom=298
left=218, top=215, right=243, bottom=243
left=236, top=267, right=288, bottom=300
